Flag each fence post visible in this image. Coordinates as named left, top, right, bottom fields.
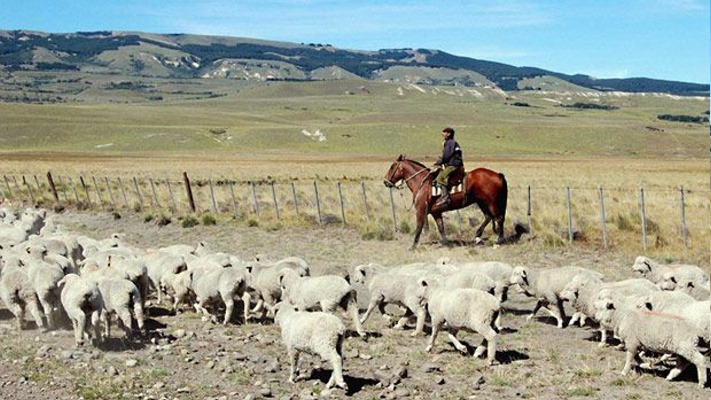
left=679, top=186, right=688, bottom=250
left=12, top=176, right=21, bottom=199
left=149, top=178, right=160, bottom=209
left=47, top=172, right=59, bottom=203
left=291, top=182, right=299, bottom=215
left=337, top=182, right=345, bottom=226
left=69, top=177, right=80, bottom=205
left=183, top=172, right=196, bottom=213
left=389, top=187, right=398, bottom=232
left=132, top=177, right=144, bottom=211
left=33, top=174, right=42, bottom=193
left=117, top=177, right=129, bottom=209
left=23, top=176, right=35, bottom=205
left=0, top=178, right=6, bottom=200
left=92, top=176, right=105, bottom=211
left=313, top=181, right=322, bottom=225
left=208, top=179, right=217, bottom=213
left=565, top=186, right=573, bottom=243
left=250, top=181, right=260, bottom=216
left=271, top=181, right=280, bottom=220
left=228, top=181, right=237, bottom=216
left=456, top=210, right=463, bottom=241
left=525, top=185, right=533, bottom=236
left=104, top=177, right=116, bottom=208
left=639, top=187, right=648, bottom=251
left=360, top=182, right=370, bottom=221
left=598, top=186, right=608, bottom=249
left=167, top=179, right=177, bottom=212
left=79, top=176, right=92, bottom=208
left=3, top=176, right=13, bottom=199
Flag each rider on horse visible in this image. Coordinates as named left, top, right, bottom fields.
left=433, top=127, right=463, bottom=207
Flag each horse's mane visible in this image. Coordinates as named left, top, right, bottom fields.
left=396, top=154, right=427, bottom=169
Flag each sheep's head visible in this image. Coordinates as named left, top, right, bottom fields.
left=350, top=265, right=368, bottom=286
left=658, top=272, right=677, bottom=291
left=632, top=256, right=653, bottom=275
left=415, top=278, right=430, bottom=308
left=510, top=266, right=529, bottom=287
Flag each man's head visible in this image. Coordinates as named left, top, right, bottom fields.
left=441, top=127, right=455, bottom=139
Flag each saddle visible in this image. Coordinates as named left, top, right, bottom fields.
left=431, top=166, right=465, bottom=196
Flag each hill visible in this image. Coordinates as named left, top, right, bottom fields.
left=0, top=29, right=707, bottom=96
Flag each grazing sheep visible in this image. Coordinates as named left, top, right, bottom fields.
left=632, top=256, right=709, bottom=289
left=417, top=280, right=500, bottom=366
left=279, top=268, right=365, bottom=337
left=57, top=274, right=104, bottom=347
left=594, top=296, right=708, bottom=387
left=0, top=256, right=45, bottom=330
left=95, top=278, right=145, bottom=340
left=246, top=257, right=311, bottom=319
left=510, top=265, right=603, bottom=328
left=358, top=273, right=428, bottom=336
left=274, top=303, right=347, bottom=390
left=192, top=265, right=251, bottom=325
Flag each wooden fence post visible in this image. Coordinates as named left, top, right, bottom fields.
left=527, top=185, right=533, bottom=236
left=33, top=175, right=42, bottom=193
left=679, top=186, right=688, bottom=250
left=389, top=187, right=398, bottom=232
left=57, top=175, right=68, bottom=202
left=183, top=172, right=196, bottom=213
left=360, top=182, right=370, bottom=221
left=228, top=181, right=237, bottom=216
left=639, top=187, right=648, bottom=251
left=79, top=176, right=92, bottom=208
left=69, top=177, right=80, bottom=205
left=47, top=172, right=59, bottom=203
left=208, top=179, right=217, bottom=213
left=250, top=181, right=259, bottom=216
left=3, top=176, right=13, bottom=199
left=271, top=181, right=280, bottom=220
left=117, top=177, right=129, bottom=209
left=92, top=176, right=105, bottom=210
left=291, top=182, right=299, bottom=215
left=132, top=177, right=143, bottom=211
left=104, top=177, right=116, bottom=208
left=337, top=181, right=345, bottom=226
left=149, top=178, right=160, bottom=209
left=313, top=181, right=322, bottom=225
left=23, top=176, right=35, bottom=205
left=565, top=186, right=573, bottom=243
left=12, top=176, right=21, bottom=198
left=598, top=186, right=608, bottom=249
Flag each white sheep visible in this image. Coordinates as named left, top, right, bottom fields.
left=658, top=271, right=710, bottom=301
left=22, top=244, right=66, bottom=330
left=632, top=256, right=709, bottom=289
left=192, top=265, right=251, bottom=325
left=57, top=274, right=104, bottom=347
left=510, top=265, right=603, bottom=328
left=594, top=296, right=708, bottom=387
left=417, top=280, right=500, bottom=366
left=358, top=272, right=428, bottom=336
left=274, top=303, right=347, bottom=390
left=141, top=250, right=188, bottom=305
left=0, top=256, right=45, bottom=330
left=95, top=277, right=145, bottom=340
left=246, top=256, right=311, bottom=319
left=279, top=268, right=365, bottom=337
left=457, top=261, right=515, bottom=303
left=630, top=290, right=710, bottom=343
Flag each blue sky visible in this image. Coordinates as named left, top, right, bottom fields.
left=1, top=0, right=708, bottom=83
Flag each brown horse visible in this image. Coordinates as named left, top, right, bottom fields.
left=383, top=155, right=508, bottom=249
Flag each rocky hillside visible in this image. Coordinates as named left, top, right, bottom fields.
left=0, top=29, right=707, bottom=95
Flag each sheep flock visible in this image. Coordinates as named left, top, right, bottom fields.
left=1, top=206, right=709, bottom=397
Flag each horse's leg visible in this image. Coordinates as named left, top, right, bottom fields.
left=495, top=214, right=506, bottom=244
left=432, top=213, right=447, bottom=245
left=475, top=212, right=492, bottom=239
left=410, top=204, right=428, bottom=250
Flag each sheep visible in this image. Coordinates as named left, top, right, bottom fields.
left=510, top=265, right=604, bottom=328
left=279, top=268, right=365, bottom=337
left=192, top=265, right=251, bottom=325
left=630, top=290, right=710, bottom=343
left=594, top=296, right=708, bottom=387
left=22, top=244, right=65, bottom=330
left=358, top=272, right=428, bottom=336
left=659, top=271, right=710, bottom=301
left=141, top=250, right=188, bottom=305
left=246, top=256, right=311, bottom=319
left=0, top=255, right=45, bottom=330
left=632, top=256, right=709, bottom=289
left=57, top=274, right=104, bottom=347
left=457, top=261, right=514, bottom=303
left=274, top=303, right=347, bottom=390
left=417, top=279, right=500, bottom=366
left=93, top=277, right=145, bottom=340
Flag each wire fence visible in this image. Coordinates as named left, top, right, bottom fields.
left=1, top=172, right=708, bottom=253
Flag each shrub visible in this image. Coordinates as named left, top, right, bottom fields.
left=247, top=218, right=259, bottom=227
left=202, top=214, right=217, bottom=225
left=181, top=215, right=199, bottom=228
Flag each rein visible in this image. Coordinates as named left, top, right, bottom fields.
left=393, top=163, right=433, bottom=211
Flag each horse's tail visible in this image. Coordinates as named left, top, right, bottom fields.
left=498, top=173, right=508, bottom=220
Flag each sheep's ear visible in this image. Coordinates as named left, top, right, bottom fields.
left=644, top=301, right=653, bottom=310
left=57, top=277, right=67, bottom=289
left=686, top=281, right=695, bottom=289
left=419, top=278, right=428, bottom=287
left=605, top=301, right=615, bottom=310
left=344, top=274, right=350, bottom=284
left=669, top=276, right=678, bottom=283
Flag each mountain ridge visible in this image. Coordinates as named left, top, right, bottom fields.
left=0, top=29, right=707, bottom=96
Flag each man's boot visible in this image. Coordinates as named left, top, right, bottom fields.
left=438, top=185, right=451, bottom=206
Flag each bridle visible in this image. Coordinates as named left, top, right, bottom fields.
left=388, top=160, right=435, bottom=210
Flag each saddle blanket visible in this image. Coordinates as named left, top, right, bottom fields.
left=432, top=183, right=463, bottom=197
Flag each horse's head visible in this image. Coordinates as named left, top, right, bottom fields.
left=383, top=155, right=406, bottom=188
